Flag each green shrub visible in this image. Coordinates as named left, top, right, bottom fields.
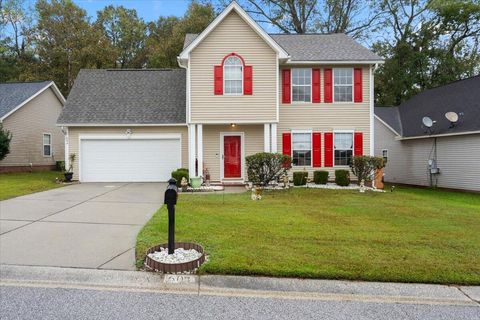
left=246, top=153, right=291, bottom=186
left=56, top=161, right=65, bottom=172
left=350, top=156, right=374, bottom=185
left=335, top=170, right=350, bottom=186
left=172, top=168, right=189, bottom=183
left=313, top=170, right=329, bottom=184
left=293, top=171, right=308, bottom=186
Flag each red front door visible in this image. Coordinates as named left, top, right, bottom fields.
left=223, top=135, right=241, bottom=178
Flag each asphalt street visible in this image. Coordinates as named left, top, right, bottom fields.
left=1, top=284, right=479, bottom=320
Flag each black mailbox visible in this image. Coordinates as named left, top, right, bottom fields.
left=164, top=178, right=178, bottom=254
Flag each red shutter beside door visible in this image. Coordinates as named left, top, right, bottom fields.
left=312, top=69, right=321, bottom=103
left=312, top=132, right=322, bottom=167
left=354, top=68, right=363, bottom=102
left=244, top=65, right=252, bottom=95
left=324, top=132, right=333, bottom=167
left=354, top=132, right=363, bottom=156
left=324, top=68, right=333, bottom=103
left=282, top=69, right=291, bottom=104
left=214, top=65, right=223, bottom=95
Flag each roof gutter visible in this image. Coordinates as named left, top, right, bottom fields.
left=56, top=123, right=188, bottom=127
left=284, top=60, right=384, bottom=65
left=395, top=130, right=480, bottom=140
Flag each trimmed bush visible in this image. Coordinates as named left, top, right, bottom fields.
left=313, top=170, right=329, bottom=184
left=172, top=168, right=189, bottom=183
left=350, top=156, right=374, bottom=185
left=293, top=171, right=308, bottom=186
left=56, top=161, right=65, bottom=172
left=335, top=170, right=350, bottom=186
left=246, top=152, right=291, bottom=187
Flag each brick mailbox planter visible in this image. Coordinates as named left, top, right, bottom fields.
left=144, top=242, right=206, bottom=273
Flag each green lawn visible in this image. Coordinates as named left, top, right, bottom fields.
left=136, top=186, right=480, bottom=285
left=0, top=171, right=64, bottom=200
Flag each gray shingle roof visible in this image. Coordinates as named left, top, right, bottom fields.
left=0, top=81, right=52, bottom=119
left=375, top=75, right=480, bottom=138
left=183, top=33, right=383, bottom=62
left=58, top=69, right=186, bottom=125
left=375, top=106, right=402, bottom=135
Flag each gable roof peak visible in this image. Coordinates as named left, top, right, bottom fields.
left=178, top=1, right=290, bottom=63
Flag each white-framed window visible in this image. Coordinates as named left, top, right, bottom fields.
left=382, top=149, right=388, bottom=162
left=334, top=68, right=353, bottom=102
left=292, top=131, right=312, bottom=166
left=334, top=132, right=353, bottom=166
left=43, top=133, right=52, bottom=157
left=224, top=56, right=243, bottom=95
left=292, top=68, right=311, bottom=102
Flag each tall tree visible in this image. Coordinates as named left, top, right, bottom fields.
left=34, top=0, right=110, bottom=94
left=146, top=1, right=215, bottom=68
left=233, top=0, right=380, bottom=37
left=96, top=5, right=148, bottom=68
left=373, top=0, right=480, bottom=105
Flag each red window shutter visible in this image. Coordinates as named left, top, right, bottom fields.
left=324, top=132, right=333, bottom=167
left=312, top=69, right=321, bottom=103
left=312, top=132, right=322, bottom=167
left=244, top=65, right=252, bottom=95
left=282, top=132, right=291, bottom=157
left=214, top=65, right=223, bottom=95
left=354, top=132, right=363, bottom=156
left=324, top=68, right=333, bottom=103
left=354, top=68, right=363, bottom=102
left=282, top=69, right=291, bottom=103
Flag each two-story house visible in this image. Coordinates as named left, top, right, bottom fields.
left=57, top=2, right=383, bottom=183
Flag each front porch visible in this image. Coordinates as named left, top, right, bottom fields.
left=187, top=123, right=277, bottom=183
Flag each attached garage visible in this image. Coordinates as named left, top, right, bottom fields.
left=79, top=135, right=182, bottom=182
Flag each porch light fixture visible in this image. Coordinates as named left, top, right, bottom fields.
left=230, top=123, right=236, bottom=128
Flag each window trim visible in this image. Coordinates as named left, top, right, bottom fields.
left=333, top=130, right=354, bottom=167
left=291, top=129, right=313, bottom=167
left=223, top=54, right=244, bottom=96
left=333, top=67, right=354, bottom=103
left=43, top=133, right=52, bottom=157
left=291, top=68, right=312, bottom=103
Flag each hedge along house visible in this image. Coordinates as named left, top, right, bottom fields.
left=58, top=1, right=383, bottom=183
left=0, top=81, right=65, bottom=172
left=374, top=75, right=480, bottom=192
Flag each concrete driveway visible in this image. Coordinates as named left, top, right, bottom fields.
left=0, top=183, right=164, bottom=270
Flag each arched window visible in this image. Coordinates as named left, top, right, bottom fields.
left=223, top=56, right=243, bottom=95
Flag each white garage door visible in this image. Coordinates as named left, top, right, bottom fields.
left=80, top=138, right=181, bottom=182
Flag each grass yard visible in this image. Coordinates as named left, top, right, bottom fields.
left=136, top=186, right=480, bottom=285
left=0, top=171, right=64, bottom=200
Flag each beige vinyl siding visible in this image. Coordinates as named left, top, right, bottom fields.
left=190, top=11, right=277, bottom=123
left=68, top=126, right=188, bottom=181
left=202, top=124, right=263, bottom=181
left=0, top=87, right=64, bottom=167
left=277, top=65, right=371, bottom=179
left=375, top=118, right=480, bottom=191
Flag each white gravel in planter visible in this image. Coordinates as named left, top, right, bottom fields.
left=295, top=183, right=385, bottom=192
left=148, top=247, right=202, bottom=264
left=182, top=185, right=224, bottom=192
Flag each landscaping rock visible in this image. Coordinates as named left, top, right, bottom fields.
left=147, top=247, right=202, bottom=264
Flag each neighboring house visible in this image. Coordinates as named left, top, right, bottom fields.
left=57, top=2, right=383, bottom=183
left=375, top=75, right=480, bottom=192
left=0, top=81, right=66, bottom=172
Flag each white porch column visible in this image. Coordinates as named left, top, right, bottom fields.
left=197, top=124, right=203, bottom=177
left=270, top=123, right=277, bottom=153
left=264, top=123, right=271, bottom=152
left=188, top=124, right=196, bottom=177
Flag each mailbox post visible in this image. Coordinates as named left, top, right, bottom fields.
left=164, top=178, right=178, bottom=254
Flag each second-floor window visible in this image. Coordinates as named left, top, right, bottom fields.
left=224, top=56, right=243, bottom=95
left=334, top=68, right=353, bottom=102
left=292, top=68, right=311, bottom=102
